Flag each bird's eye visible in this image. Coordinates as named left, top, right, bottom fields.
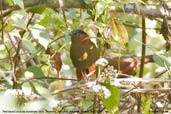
left=74, top=30, right=87, bottom=39
left=77, top=33, right=81, bottom=37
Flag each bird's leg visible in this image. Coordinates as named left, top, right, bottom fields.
left=76, top=69, right=88, bottom=82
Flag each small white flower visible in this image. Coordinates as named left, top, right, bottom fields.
left=155, top=67, right=165, bottom=73
left=65, top=80, right=72, bottom=86
left=156, top=101, right=163, bottom=108
left=92, top=84, right=102, bottom=92
left=87, top=82, right=111, bottom=99
left=87, top=82, right=96, bottom=88
left=49, top=99, right=60, bottom=108
left=101, top=86, right=111, bottom=99
left=96, top=58, right=108, bottom=66
left=111, top=79, right=121, bottom=86
left=24, top=71, right=34, bottom=79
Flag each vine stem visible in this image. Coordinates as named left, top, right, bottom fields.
left=139, top=16, right=146, bottom=78
left=138, top=15, right=146, bottom=113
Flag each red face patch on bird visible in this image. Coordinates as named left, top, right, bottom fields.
left=71, top=29, right=91, bottom=44
left=76, top=30, right=89, bottom=42
left=79, top=33, right=87, bottom=40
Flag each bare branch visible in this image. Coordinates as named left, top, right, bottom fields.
left=1, top=1, right=170, bottom=19
left=115, top=3, right=169, bottom=19
left=52, top=78, right=171, bottom=95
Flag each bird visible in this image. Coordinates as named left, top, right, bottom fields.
left=70, top=29, right=154, bottom=81
left=70, top=29, right=98, bottom=81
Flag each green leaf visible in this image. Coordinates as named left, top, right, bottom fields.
left=153, top=54, right=171, bottom=67
left=27, top=5, right=46, bottom=14
left=30, top=81, right=50, bottom=97
left=6, top=0, right=13, bottom=6
left=39, top=16, right=50, bottom=26
left=95, top=2, right=106, bottom=20
left=80, top=99, right=93, bottom=111
left=109, top=14, right=128, bottom=49
left=0, top=45, right=7, bottom=59
left=0, top=70, right=12, bottom=86
left=23, top=39, right=36, bottom=53
left=26, top=66, right=45, bottom=77
left=4, top=23, right=15, bottom=32
left=0, top=91, right=17, bottom=110
left=30, top=24, right=50, bottom=49
left=65, top=30, right=71, bottom=44
left=12, top=17, right=27, bottom=30
left=23, top=99, right=47, bottom=110
left=142, top=96, right=152, bottom=114
left=101, top=83, right=120, bottom=114
left=12, top=0, right=24, bottom=9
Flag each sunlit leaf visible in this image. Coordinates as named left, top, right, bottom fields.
left=109, top=13, right=128, bottom=49
left=23, top=39, right=36, bottom=53
left=4, top=23, right=15, bottom=32
left=0, top=70, right=12, bottom=86
left=27, top=5, right=46, bottom=14
left=12, top=17, right=27, bottom=30
left=31, top=81, right=51, bottom=97
left=49, top=80, right=66, bottom=91
left=6, top=0, right=13, bottom=6
left=12, top=0, right=24, bottom=9
left=80, top=99, right=93, bottom=111
left=23, top=99, right=47, bottom=110
left=0, top=91, right=17, bottom=110
left=142, top=96, right=152, bottom=114
left=101, top=83, right=120, bottom=114
left=115, top=20, right=128, bottom=44
left=153, top=54, right=171, bottom=67
left=26, top=66, right=45, bottom=77
left=95, top=2, right=106, bottom=20
left=0, top=45, right=7, bottom=59
left=39, top=16, right=50, bottom=26
left=109, top=17, right=119, bottom=39
left=30, top=24, right=51, bottom=49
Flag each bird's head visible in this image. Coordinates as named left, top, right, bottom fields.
left=71, top=29, right=90, bottom=43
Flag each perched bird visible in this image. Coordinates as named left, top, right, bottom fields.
left=70, top=29, right=98, bottom=81
left=106, top=55, right=154, bottom=76
left=70, top=29, right=154, bottom=81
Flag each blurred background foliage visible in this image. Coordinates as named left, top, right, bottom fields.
left=0, top=0, right=171, bottom=113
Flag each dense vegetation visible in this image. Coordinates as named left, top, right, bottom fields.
left=0, top=0, right=171, bottom=113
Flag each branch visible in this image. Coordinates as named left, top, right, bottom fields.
left=0, top=0, right=85, bottom=10
left=1, top=1, right=170, bottom=19
left=115, top=3, right=170, bottom=19
left=122, top=88, right=171, bottom=93
left=52, top=78, right=171, bottom=95
left=21, top=77, right=78, bottom=85
left=139, top=16, right=146, bottom=78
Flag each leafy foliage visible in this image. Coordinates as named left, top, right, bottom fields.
left=0, top=0, right=171, bottom=113
left=101, top=83, right=120, bottom=114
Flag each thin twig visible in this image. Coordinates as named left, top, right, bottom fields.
left=12, top=13, right=35, bottom=88
left=62, top=10, right=68, bottom=28
left=137, top=14, right=146, bottom=112
left=48, top=35, right=65, bottom=46
left=124, top=22, right=161, bottom=30
left=52, top=83, right=87, bottom=95
left=51, top=77, right=171, bottom=94
left=139, top=16, right=146, bottom=78
left=21, top=77, right=78, bottom=85
left=1, top=1, right=16, bottom=88
left=122, top=88, right=171, bottom=93
left=113, top=78, right=171, bottom=83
